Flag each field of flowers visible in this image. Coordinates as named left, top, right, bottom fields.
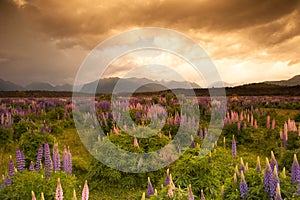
left=1, top=95, right=300, bottom=199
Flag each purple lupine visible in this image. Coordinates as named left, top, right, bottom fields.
left=270, top=166, right=280, bottom=198
left=240, top=171, right=248, bottom=199
left=16, top=148, right=25, bottom=172
left=240, top=158, right=245, bottom=173
left=5, top=175, right=12, bottom=186
left=44, top=142, right=52, bottom=178
left=53, top=143, right=61, bottom=171
left=8, top=155, right=14, bottom=177
left=188, top=184, right=194, bottom=200
left=82, top=180, right=89, bottom=200
left=256, top=156, right=261, bottom=173
left=164, top=169, right=170, bottom=186
left=68, top=148, right=72, bottom=176
left=232, top=135, right=237, bottom=158
left=190, top=140, right=196, bottom=148
left=35, top=145, right=43, bottom=172
left=55, top=178, right=63, bottom=200
left=29, top=161, right=35, bottom=171
left=147, top=177, right=154, bottom=198
left=199, top=130, right=203, bottom=140
left=291, top=154, right=300, bottom=183
left=270, top=151, right=278, bottom=172
left=264, top=158, right=272, bottom=192
left=63, top=146, right=68, bottom=173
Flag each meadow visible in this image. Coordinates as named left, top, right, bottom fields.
left=1, top=94, right=300, bottom=199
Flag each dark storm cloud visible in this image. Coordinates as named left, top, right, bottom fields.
left=9, top=0, right=299, bottom=49
left=0, top=0, right=300, bottom=85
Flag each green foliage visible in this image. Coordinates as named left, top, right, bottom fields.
left=12, top=122, right=28, bottom=141
left=0, top=128, right=13, bottom=146
left=0, top=170, right=78, bottom=200
left=19, top=132, right=55, bottom=165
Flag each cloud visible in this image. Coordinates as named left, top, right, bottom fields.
left=0, top=0, right=300, bottom=85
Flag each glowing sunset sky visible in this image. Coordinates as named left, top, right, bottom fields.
left=0, top=0, right=300, bottom=87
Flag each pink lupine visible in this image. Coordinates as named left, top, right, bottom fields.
left=82, top=180, right=89, bottom=200
left=254, top=120, right=258, bottom=129
left=32, top=191, right=36, bottom=200
left=267, top=115, right=270, bottom=129
left=188, top=184, right=194, bottom=200
left=55, top=178, right=63, bottom=200
left=272, top=119, right=276, bottom=130
left=134, top=136, right=139, bottom=148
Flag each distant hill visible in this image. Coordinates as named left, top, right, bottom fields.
left=1, top=75, right=300, bottom=92
left=80, top=77, right=200, bottom=93
left=25, top=82, right=55, bottom=91
left=265, top=75, right=300, bottom=86
left=0, top=79, right=23, bottom=91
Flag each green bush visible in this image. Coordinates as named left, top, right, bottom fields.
left=0, top=170, right=78, bottom=199
left=19, top=132, right=55, bottom=165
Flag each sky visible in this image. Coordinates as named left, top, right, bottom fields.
left=0, top=0, right=300, bottom=87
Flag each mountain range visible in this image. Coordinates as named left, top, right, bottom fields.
left=0, top=75, right=300, bottom=93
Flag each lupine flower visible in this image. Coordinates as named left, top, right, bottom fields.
left=256, top=156, right=261, bottom=173
left=68, top=147, right=72, bottom=176
left=291, top=154, right=300, bottom=183
left=232, top=135, right=237, bottom=158
left=169, top=174, right=175, bottom=190
left=82, top=180, right=89, bottom=200
left=234, top=173, right=238, bottom=184
left=41, top=192, right=45, bottom=200
left=254, top=119, right=258, bottom=129
left=270, top=151, right=278, bottom=172
left=32, top=191, right=36, bottom=200
left=272, top=118, right=276, bottom=130
left=147, top=177, right=154, bottom=198
left=221, top=185, right=225, bottom=197
left=282, top=167, right=286, bottom=179
left=208, top=152, right=212, bottom=163
left=1, top=175, right=5, bottom=190
left=188, top=184, right=194, bottom=200
left=53, top=143, right=61, bottom=171
left=240, top=171, right=248, bottom=199
left=200, top=189, right=206, bottom=200
left=223, top=137, right=226, bottom=148
left=8, top=155, right=14, bottom=177
left=134, top=136, right=139, bottom=148
left=154, top=189, right=158, bottom=196
left=267, top=115, right=270, bottom=129
left=16, top=148, right=25, bottom=172
left=167, top=183, right=174, bottom=198
left=29, top=161, right=35, bottom=171
left=275, top=184, right=282, bottom=200
left=35, top=145, right=43, bottom=172
left=190, top=136, right=196, bottom=148
left=240, top=158, right=245, bottom=172
left=73, top=189, right=77, bottom=200
left=264, top=158, right=272, bottom=192
left=234, top=165, right=239, bottom=178
left=63, top=146, right=68, bottom=173
left=6, top=175, right=11, bottom=186
left=178, top=185, right=182, bottom=198
left=199, top=130, right=203, bottom=140
left=270, top=166, right=280, bottom=198
left=44, top=142, right=52, bottom=178
left=164, top=169, right=170, bottom=186
left=55, top=178, right=63, bottom=200
left=141, top=192, right=145, bottom=200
